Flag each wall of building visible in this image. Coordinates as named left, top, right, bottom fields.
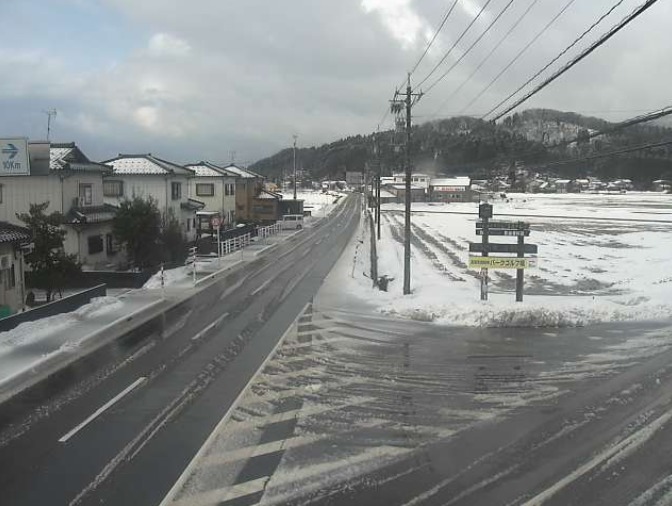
left=63, top=223, right=118, bottom=270
left=188, top=176, right=237, bottom=225
left=63, top=173, right=105, bottom=209
left=0, top=242, right=26, bottom=315
left=0, top=175, right=64, bottom=223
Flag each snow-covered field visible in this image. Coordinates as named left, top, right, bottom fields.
left=346, top=192, right=672, bottom=327
left=284, top=190, right=345, bottom=219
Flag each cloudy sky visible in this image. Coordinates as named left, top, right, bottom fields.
left=2, top=0, right=670, bottom=164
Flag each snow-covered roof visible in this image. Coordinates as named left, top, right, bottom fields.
left=185, top=161, right=238, bottom=178
left=393, top=173, right=430, bottom=179
left=222, top=164, right=261, bottom=179
left=430, top=177, right=470, bottom=187
left=256, top=190, right=282, bottom=200
left=391, top=184, right=425, bottom=190
left=104, top=154, right=194, bottom=176
left=555, top=179, right=572, bottom=184
left=49, top=142, right=110, bottom=173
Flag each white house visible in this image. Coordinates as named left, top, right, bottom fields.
left=103, top=154, right=204, bottom=242
left=184, top=161, right=238, bottom=226
left=0, top=142, right=119, bottom=270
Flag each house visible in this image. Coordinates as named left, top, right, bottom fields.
left=0, top=142, right=120, bottom=270
left=103, top=154, right=204, bottom=242
left=184, top=162, right=238, bottom=226
left=0, top=222, right=31, bottom=316
left=429, top=177, right=473, bottom=202
left=553, top=179, right=574, bottom=193
left=653, top=179, right=671, bottom=192
left=220, top=164, right=276, bottom=223
left=393, top=173, right=430, bottom=192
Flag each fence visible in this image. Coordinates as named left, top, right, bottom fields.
left=220, top=233, right=252, bottom=255
left=0, top=284, right=107, bottom=333
left=257, top=223, right=282, bottom=241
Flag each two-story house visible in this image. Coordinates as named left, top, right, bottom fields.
left=0, top=142, right=119, bottom=270
left=184, top=162, right=238, bottom=226
left=0, top=222, right=32, bottom=316
left=102, top=154, right=204, bottom=242
left=220, top=164, right=280, bottom=223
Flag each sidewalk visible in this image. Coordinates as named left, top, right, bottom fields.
left=0, top=227, right=305, bottom=402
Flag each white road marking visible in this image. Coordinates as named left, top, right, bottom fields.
left=191, top=313, right=229, bottom=341
left=251, top=278, right=273, bottom=296
left=201, top=435, right=322, bottom=468
left=170, top=476, right=268, bottom=506
left=58, top=377, right=147, bottom=443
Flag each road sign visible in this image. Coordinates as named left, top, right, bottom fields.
left=469, top=256, right=537, bottom=269
left=0, top=138, right=30, bottom=176
left=210, top=215, right=222, bottom=228
left=469, top=243, right=538, bottom=254
left=476, top=229, right=530, bottom=237
left=476, top=221, right=529, bottom=230
left=478, top=203, right=493, bottom=219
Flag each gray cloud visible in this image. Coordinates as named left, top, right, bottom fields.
left=2, top=0, right=670, bottom=163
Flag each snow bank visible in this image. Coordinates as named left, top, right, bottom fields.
left=341, top=193, right=672, bottom=327
left=143, top=262, right=210, bottom=289
left=0, top=296, right=123, bottom=350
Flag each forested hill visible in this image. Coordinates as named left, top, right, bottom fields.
left=250, top=109, right=672, bottom=184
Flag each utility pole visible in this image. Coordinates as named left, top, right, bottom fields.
left=293, top=134, right=298, bottom=200
left=374, top=130, right=382, bottom=240
left=44, top=109, right=57, bottom=141
left=391, top=74, right=422, bottom=295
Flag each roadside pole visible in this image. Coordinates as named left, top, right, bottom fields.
left=160, top=262, right=165, bottom=299
left=516, top=235, right=524, bottom=302
left=479, top=203, right=493, bottom=301
left=189, top=246, right=197, bottom=284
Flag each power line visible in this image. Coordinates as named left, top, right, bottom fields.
left=483, top=0, right=628, bottom=120
left=409, top=0, right=461, bottom=78
left=414, top=0, right=496, bottom=91
left=459, top=0, right=576, bottom=114
left=489, top=0, right=662, bottom=122
left=428, top=0, right=541, bottom=116
left=536, top=138, right=672, bottom=170
left=422, top=0, right=517, bottom=97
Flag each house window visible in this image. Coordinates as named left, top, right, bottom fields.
left=103, top=180, right=124, bottom=197
left=196, top=183, right=215, bottom=196
left=88, top=235, right=104, bottom=254
left=106, top=234, right=117, bottom=255
left=171, top=182, right=182, bottom=200
left=225, top=183, right=235, bottom=196
left=79, top=184, right=93, bottom=206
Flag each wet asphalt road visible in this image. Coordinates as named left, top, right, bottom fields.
left=0, top=195, right=360, bottom=506
left=160, top=305, right=672, bottom=506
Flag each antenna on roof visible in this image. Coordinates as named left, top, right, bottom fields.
left=229, top=150, right=236, bottom=164
left=43, top=108, right=57, bottom=142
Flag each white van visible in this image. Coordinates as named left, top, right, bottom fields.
left=281, top=214, right=304, bottom=230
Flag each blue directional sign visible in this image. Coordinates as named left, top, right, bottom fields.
left=0, top=138, right=30, bottom=176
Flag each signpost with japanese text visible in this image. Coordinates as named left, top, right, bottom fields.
left=471, top=204, right=537, bottom=302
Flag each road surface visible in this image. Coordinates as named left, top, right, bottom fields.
left=0, top=194, right=361, bottom=506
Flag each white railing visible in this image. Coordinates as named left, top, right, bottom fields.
left=220, top=232, right=251, bottom=256
left=257, top=223, right=282, bottom=240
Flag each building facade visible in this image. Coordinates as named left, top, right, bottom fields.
left=103, top=154, right=204, bottom=242
left=429, top=177, right=473, bottom=202
left=0, top=222, right=31, bottom=316
left=184, top=162, right=238, bottom=226
left=0, top=142, right=119, bottom=270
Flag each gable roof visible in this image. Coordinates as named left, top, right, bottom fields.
left=103, top=154, right=194, bottom=177
left=50, top=142, right=111, bottom=174
left=184, top=161, right=239, bottom=178
left=221, top=163, right=262, bottom=179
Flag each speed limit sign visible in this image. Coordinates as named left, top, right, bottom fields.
left=210, top=215, right=222, bottom=228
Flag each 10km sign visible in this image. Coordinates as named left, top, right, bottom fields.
left=0, top=138, right=30, bottom=176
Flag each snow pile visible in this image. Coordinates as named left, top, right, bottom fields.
left=0, top=296, right=123, bottom=350
left=340, top=192, right=672, bottom=327
left=292, top=190, right=345, bottom=219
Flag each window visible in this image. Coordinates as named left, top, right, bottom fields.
left=79, top=184, right=93, bottom=206
left=103, top=180, right=124, bottom=197
left=88, top=235, right=104, bottom=254
left=106, top=234, right=117, bottom=255
left=171, top=182, right=182, bottom=200
left=225, top=183, right=235, bottom=196
left=196, top=183, right=215, bottom=196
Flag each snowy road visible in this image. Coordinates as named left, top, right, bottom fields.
left=0, top=194, right=359, bottom=506
left=162, top=304, right=672, bottom=506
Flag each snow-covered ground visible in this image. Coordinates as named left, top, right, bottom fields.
left=284, top=190, right=345, bottom=219
left=344, top=192, right=672, bottom=327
